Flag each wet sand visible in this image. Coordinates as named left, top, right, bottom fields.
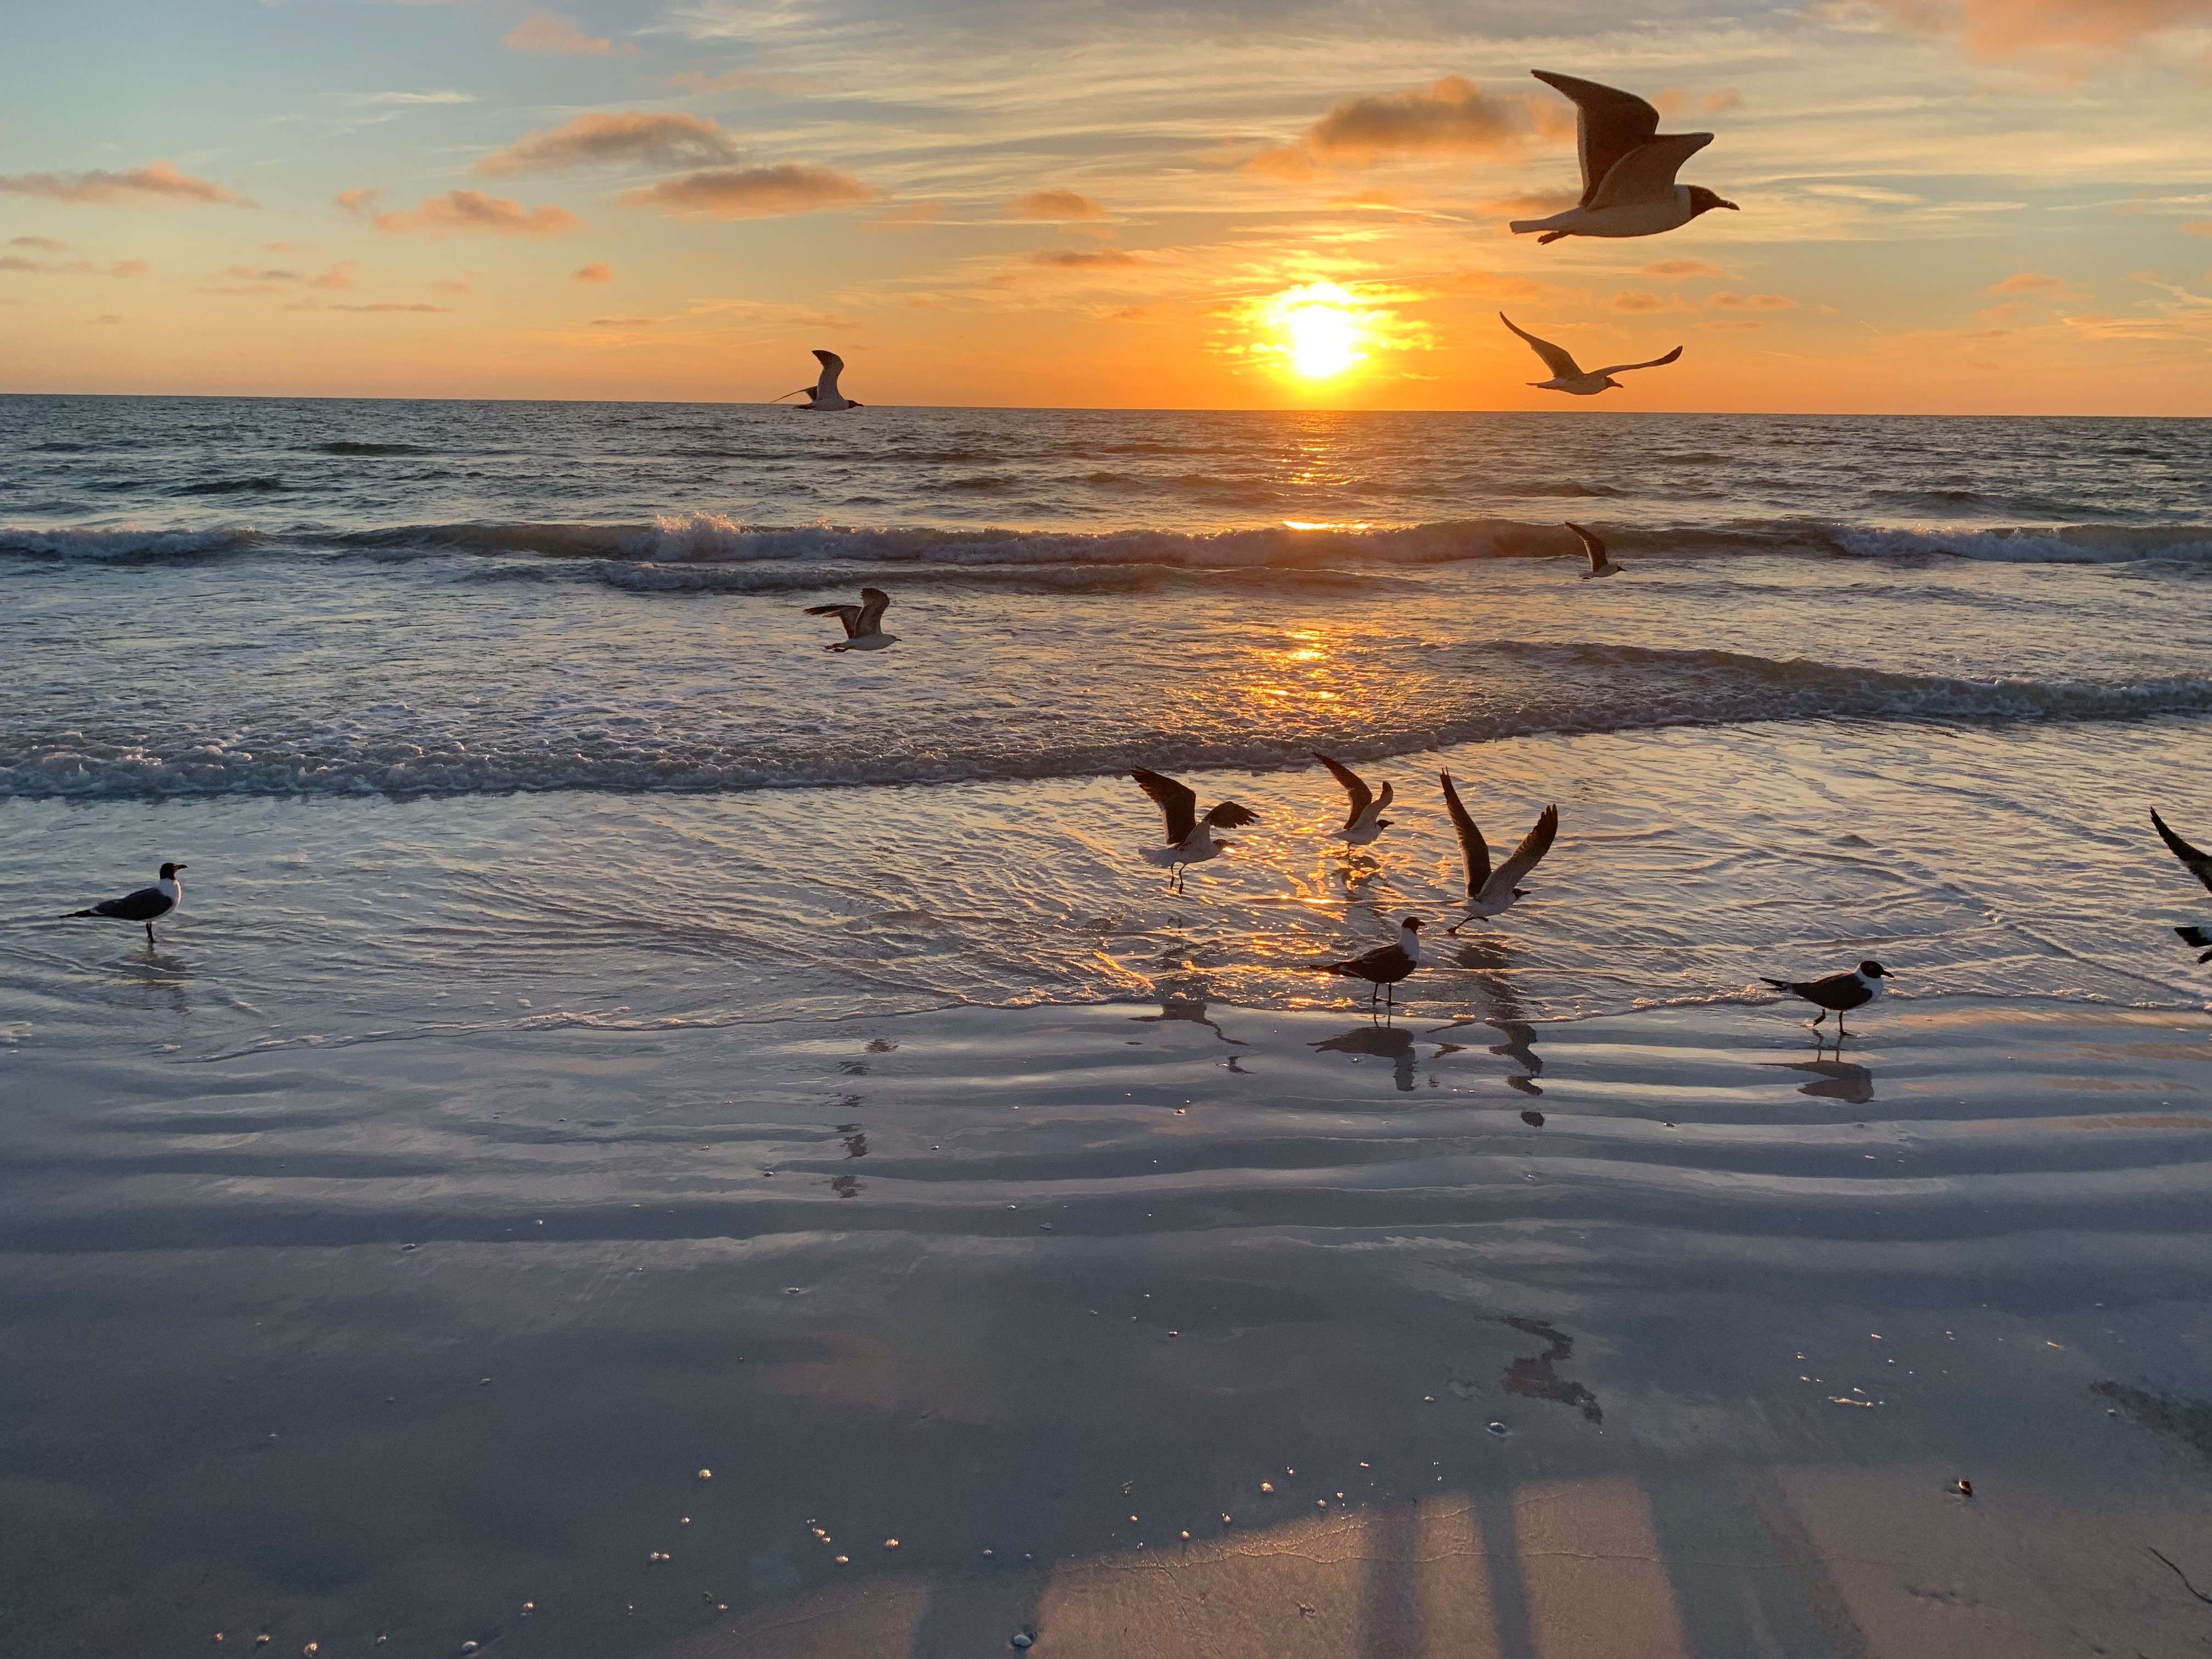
left=3, top=997, right=2210, bottom=1656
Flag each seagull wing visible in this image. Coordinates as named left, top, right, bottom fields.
left=1532, top=71, right=1662, bottom=209
left=92, top=884, right=171, bottom=922
left=1589, top=132, right=1713, bottom=211
left=2152, top=809, right=2212, bottom=895
left=1480, top=805, right=1559, bottom=902
left=1206, top=800, right=1261, bottom=830
left=1313, top=752, right=1372, bottom=830
left=1375, top=779, right=1393, bottom=812
left=1565, top=521, right=1608, bottom=573
left=1499, top=313, right=1582, bottom=379
left=1440, top=770, right=1491, bottom=896
left=812, top=349, right=845, bottom=398
left=855, top=587, right=891, bottom=637
left=1132, top=768, right=1199, bottom=844
left=1590, top=345, right=1684, bottom=377
left=804, top=601, right=865, bottom=638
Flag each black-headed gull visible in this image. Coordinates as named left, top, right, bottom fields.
left=1131, top=769, right=1259, bottom=893
left=1762, top=962, right=1888, bottom=1035
left=1441, top=774, right=1558, bottom=930
left=1313, top=752, right=1394, bottom=847
left=2151, top=809, right=2212, bottom=961
left=67, top=860, right=185, bottom=944
left=1500, top=314, right=1681, bottom=396
left=1567, top=521, right=1623, bottom=579
left=777, top=348, right=864, bottom=411
left=1511, top=71, right=1736, bottom=244
left=804, top=587, right=896, bottom=652
left=1305, top=916, right=1425, bottom=1012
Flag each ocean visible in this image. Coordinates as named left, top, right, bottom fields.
left=3, top=396, right=2210, bottom=1656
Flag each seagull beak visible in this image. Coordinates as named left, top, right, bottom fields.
left=1719, top=199, right=1740, bottom=211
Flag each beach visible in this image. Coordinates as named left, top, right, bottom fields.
left=4, top=397, right=2212, bottom=1654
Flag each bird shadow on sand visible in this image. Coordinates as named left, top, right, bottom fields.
left=1310, top=1024, right=1418, bottom=1092
left=1767, top=1054, right=1877, bottom=1104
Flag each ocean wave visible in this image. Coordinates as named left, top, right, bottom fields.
left=312, top=441, right=436, bottom=457
left=6, top=644, right=2206, bottom=802
left=8, top=513, right=2212, bottom=572
left=171, top=476, right=285, bottom=496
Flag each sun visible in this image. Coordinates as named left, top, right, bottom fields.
left=1254, top=282, right=1372, bottom=380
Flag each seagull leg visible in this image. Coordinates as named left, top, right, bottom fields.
left=145, top=923, right=155, bottom=945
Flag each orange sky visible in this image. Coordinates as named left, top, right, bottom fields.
left=5, top=0, right=2212, bottom=413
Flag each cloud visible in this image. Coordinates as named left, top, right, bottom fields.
left=349, top=89, right=475, bottom=106
left=1481, top=188, right=1579, bottom=217
left=1804, top=182, right=1924, bottom=205
left=665, top=67, right=823, bottom=95
left=1984, top=269, right=2068, bottom=294
left=1610, top=289, right=1690, bottom=312
left=429, top=276, right=475, bottom=294
left=2183, top=220, right=2212, bottom=235
left=0, top=255, right=148, bottom=276
left=1007, top=188, right=1104, bottom=221
left=330, top=302, right=450, bottom=313
left=345, top=188, right=581, bottom=236
left=1254, top=76, right=1531, bottom=176
left=504, top=11, right=634, bottom=54
left=1705, top=89, right=1743, bottom=114
left=8, top=234, right=72, bottom=251
left=869, top=200, right=944, bottom=229
left=573, top=262, right=614, bottom=283
left=218, top=259, right=356, bottom=289
left=1707, top=291, right=1796, bottom=309
left=0, top=160, right=253, bottom=208
left=1026, top=247, right=1143, bottom=268
left=590, top=314, right=655, bottom=326
left=617, top=163, right=878, bottom=219
left=89, top=313, right=126, bottom=325
left=476, top=111, right=741, bottom=176
left=1643, top=259, right=1726, bottom=278
left=1860, top=0, right=2212, bottom=63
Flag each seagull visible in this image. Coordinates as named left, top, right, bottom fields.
left=67, top=860, right=185, bottom=944
left=804, top=586, right=896, bottom=652
left=2151, top=809, right=2212, bottom=962
left=1131, top=768, right=1260, bottom=893
left=1313, top=752, right=1394, bottom=848
left=1567, top=521, right=1623, bottom=579
left=1304, top=916, right=1425, bottom=1012
left=1510, top=70, right=1737, bottom=244
left=1441, top=772, right=1558, bottom=932
left=775, top=348, right=864, bottom=411
left=1501, top=314, right=1682, bottom=396
left=1761, top=961, right=1888, bottom=1036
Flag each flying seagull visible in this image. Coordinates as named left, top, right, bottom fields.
left=804, top=587, right=896, bottom=652
left=1501, top=314, right=1682, bottom=396
left=1440, top=772, right=1558, bottom=932
left=776, top=348, right=864, bottom=411
left=1305, top=916, right=1425, bottom=1012
left=1567, top=521, right=1623, bottom=579
left=67, top=860, right=185, bottom=944
left=1511, top=70, right=1737, bottom=244
left=1313, top=752, right=1394, bottom=848
left=1762, top=961, right=1888, bottom=1036
left=1131, top=768, right=1260, bottom=893
left=2151, top=808, right=2212, bottom=962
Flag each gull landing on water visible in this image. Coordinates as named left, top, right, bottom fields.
left=1567, top=521, right=1623, bottom=579
left=1313, top=752, right=1394, bottom=848
left=1511, top=71, right=1737, bottom=244
left=1501, top=314, right=1681, bottom=396
left=2151, top=809, right=2212, bottom=962
left=1762, top=961, right=1888, bottom=1036
left=804, top=587, right=896, bottom=651
left=776, top=349, right=864, bottom=411
left=67, top=860, right=184, bottom=944
left=1305, top=916, right=1425, bottom=1013
left=1441, top=772, right=1558, bottom=932
left=1131, top=769, right=1260, bottom=893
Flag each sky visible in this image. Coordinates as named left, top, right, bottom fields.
left=4, top=0, right=2212, bottom=411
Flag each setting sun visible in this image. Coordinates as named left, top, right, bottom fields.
left=1287, top=303, right=1361, bottom=378
left=1248, top=282, right=1378, bottom=381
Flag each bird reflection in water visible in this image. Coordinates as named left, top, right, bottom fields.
left=1310, top=1024, right=1418, bottom=1092
left=1773, top=1057, right=1876, bottom=1104
left=1130, top=990, right=1245, bottom=1046
left=840, top=1127, right=868, bottom=1158
left=1434, top=936, right=1545, bottom=1097
left=828, top=1173, right=861, bottom=1199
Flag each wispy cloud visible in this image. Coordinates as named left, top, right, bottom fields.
left=503, top=11, right=634, bottom=55
left=340, top=188, right=582, bottom=236
left=572, top=261, right=614, bottom=282
left=1251, top=76, right=1534, bottom=179
left=8, top=234, right=73, bottom=252
left=618, top=163, right=879, bottom=219
left=1007, top=189, right=1104, bottom=221
left=0, top=160, right=254, bottom=207
left=0, top=255, right=148, bottom=276
left=477, top=111, right=742, bottom=176
left=1857, top=0, right=2212, bottom=67
left=347, top=90, right=476, bottom=107
left=218, top=259, right=357, bottom=289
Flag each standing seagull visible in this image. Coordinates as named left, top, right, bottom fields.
left=776, top=349, right=864, bottom=411
left=1762, top=961, right=1888, bottom=1036
left=1501, top=314, right=1682, bottom=396
left=1511, top=71, right=1737, bottom=244
left=1131, top=768, right=1260, bottom=893
left=804, top=587, right=897, bottom=652
left=1305, top=916, right=1425, bottom=1013
left=1567, top=521, right=1623, bottom=579
left=66, top=861, right=185, bottom=945
left=1314, top=752, right=1395, bottom=848
left=2151, top=809, right=2212, bottom=961
left=1441, top=772, right=1559, bottom=932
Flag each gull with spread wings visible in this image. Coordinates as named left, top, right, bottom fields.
left=2151, top=808, right=2212, bottom=962
left=775, top=348, right=865, bottom=411
left=1440, top=772, right=1559, bottom=931
left=1313, top=752, right=1395, bottom=849
left=1566, top=521, right=1624, bottom=579
left=1511, top=70, right=1737, bottom=244
left=1501, top=313, right=1682, bottom=396
left=804, top=586, right=898, bottom=652
left=1131, top=769, right=1260, bottom=893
